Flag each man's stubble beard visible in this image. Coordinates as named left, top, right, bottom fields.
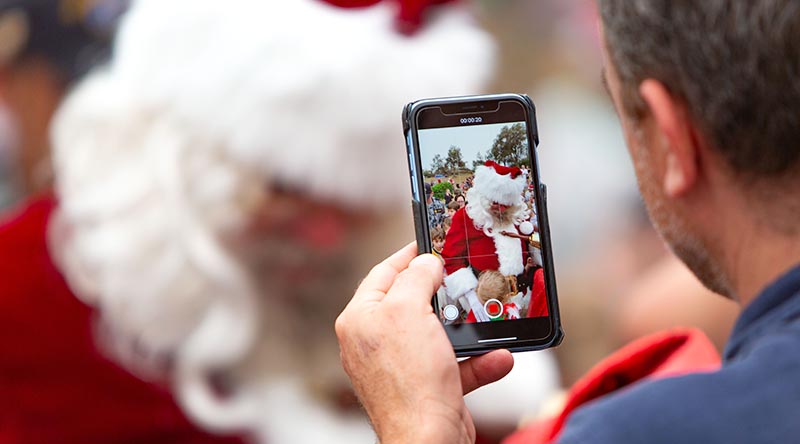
left=633, top=138, right=734, bottom=298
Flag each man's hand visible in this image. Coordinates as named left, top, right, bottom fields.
left=336, top=242, right=514, bottom=444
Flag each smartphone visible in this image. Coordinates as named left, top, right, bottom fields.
left=403, top=93, right=563, bottom=356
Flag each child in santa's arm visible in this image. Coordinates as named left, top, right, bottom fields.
left=466, top=270, right=524, bottom=323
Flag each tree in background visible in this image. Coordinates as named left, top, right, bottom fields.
left=488, top=123, right=529, bottom=166
left=444, top=146, right=467, bottom=175
left=430, top=154, right=445, bottom=176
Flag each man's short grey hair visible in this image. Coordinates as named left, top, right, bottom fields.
left=599, top=0, right=800, bottom=179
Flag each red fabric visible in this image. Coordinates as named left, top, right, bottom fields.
left=318, top=0, right=457, bottom=34
left=321, top=0, right=381, bottom=7
left=526, top=268, right=548, bottom=318
left=485, top=161, right=523, bottom=179
left=441, top=208, right=527, bottom=277
left=503, top=328, right=721, bottom=444
left=0, top=196, right=246, bottom=444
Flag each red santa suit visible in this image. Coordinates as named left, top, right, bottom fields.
left=0, top=196, right=245, bottom=444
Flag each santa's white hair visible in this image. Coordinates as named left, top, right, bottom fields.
left=48, top=0, right=495, bottom=442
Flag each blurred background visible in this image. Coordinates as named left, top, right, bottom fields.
left=0, top=0, right=739, bottom=443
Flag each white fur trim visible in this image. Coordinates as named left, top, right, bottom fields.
left=492, top=223, right=524, bottom=276
left=444, top=267, right=478, bottom=300
left=472, top=163, right=526, bottom=206
left=504, top=302, right=520, bottom=320
left=467, top=290, right=490, bottom=322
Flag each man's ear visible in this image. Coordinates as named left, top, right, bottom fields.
left=639, top=79, right=699, bottom=198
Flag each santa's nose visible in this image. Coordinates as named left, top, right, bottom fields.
left=493, top=203, right=509, bottom=212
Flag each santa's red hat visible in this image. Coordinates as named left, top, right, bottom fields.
left=470, top=161, right=527, bottom=206
left=321, top=0, right=457, bottom=34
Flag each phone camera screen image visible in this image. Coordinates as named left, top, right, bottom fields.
left=409, top=96, right=559, bottom=351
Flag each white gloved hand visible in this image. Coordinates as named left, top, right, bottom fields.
left=465, top=289, right=490, bottom=322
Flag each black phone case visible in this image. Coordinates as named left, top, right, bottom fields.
left=403, top=94, right=564, bottom=356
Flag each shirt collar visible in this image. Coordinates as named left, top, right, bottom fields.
left=724, top=264, right=800, bottom=361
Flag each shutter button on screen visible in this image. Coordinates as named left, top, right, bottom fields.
left=484, top=299, right=504, bottom=320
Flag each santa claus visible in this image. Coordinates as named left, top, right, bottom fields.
left=441, top=161, right=549, bottom=322
left=0, top=0, right=503, bottom=443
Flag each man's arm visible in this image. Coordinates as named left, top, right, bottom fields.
left=335, top=243, right=514, bottom=444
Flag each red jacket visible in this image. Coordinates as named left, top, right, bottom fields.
left=0, top=196, right=246, bottom=444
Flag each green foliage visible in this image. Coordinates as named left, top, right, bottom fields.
left=431, top=181, right=454, bottom=201
left=488, top=123, right=528, bottom=166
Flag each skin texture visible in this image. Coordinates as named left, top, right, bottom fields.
left=600, top=25, right=800, bottom=309
left=335, top=243, right=513, bottom=444
left=337, top=20, right=800, bottom=444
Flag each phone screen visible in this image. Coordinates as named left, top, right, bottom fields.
left=412, top=98, right=554, bottom=348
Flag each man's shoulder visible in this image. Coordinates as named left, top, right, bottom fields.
left=559, top=360, right=800, bottom=444
left=559, top=372, right=718, bottom=444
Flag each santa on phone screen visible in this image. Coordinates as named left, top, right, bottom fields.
left=441, top=161, right=549, bottom=322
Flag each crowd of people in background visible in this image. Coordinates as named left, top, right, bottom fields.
left=426, top=163, right=537, bottom=239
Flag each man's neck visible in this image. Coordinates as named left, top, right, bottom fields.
left=726, top=221, right=800, bottom=308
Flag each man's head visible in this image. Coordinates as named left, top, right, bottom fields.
left=598, top=1, right=800, bottom=298
left=425, top=182, right=434, bottom=204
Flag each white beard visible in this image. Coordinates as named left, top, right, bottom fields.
left=490, top=221, right=525, bottom=276
left=466, top=200, right=526, bottom=277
